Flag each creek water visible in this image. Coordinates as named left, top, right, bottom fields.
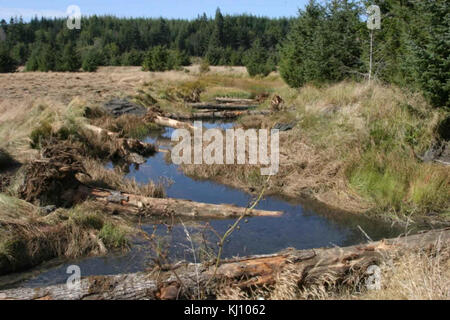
left=2, top=121, right=403, bottom=289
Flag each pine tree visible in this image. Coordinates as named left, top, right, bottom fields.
left=206, top=8, right=225, bottom=65
left=58, top=42, right=81, bottom=71
left=244, top=39, right=275, bottom=77
left=0, top=44, right=18, bottom=73
left=279, top=0, right=326, bottom=87
left=279, top=0, right=363, bottom=87
left=82, top=48, right=102, bottom=72
left=26, top=43, right=55, bottom=71
left=412, top=0, right=449, bottom=108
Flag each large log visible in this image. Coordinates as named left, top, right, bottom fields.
left=1, top=228, right=448, bottom=300
left=83, top=124, right=156, bottom=164
left=215, top=97, right=257, bottom=104
left=189, top=102, right=258, bottom=111
left=77, top=185, right=282, bottom=218
left=166, top=110, right=271, bottom=120
left=153, top=115, right=195, bottom=131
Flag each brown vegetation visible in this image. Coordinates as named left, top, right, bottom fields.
left=0, top=228, right=447, bottom=300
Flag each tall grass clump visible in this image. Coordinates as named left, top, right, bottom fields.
left=99, top=223, right=128, bottom=249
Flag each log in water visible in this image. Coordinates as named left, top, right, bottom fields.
left=1, top=228, right=447, bottom=300
left=77, top=185, right=283, bottom=218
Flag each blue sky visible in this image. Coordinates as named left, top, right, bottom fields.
left=0, top=1, right=309, bottom=21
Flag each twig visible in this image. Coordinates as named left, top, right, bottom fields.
left=205, top=175, right=271, bottom=287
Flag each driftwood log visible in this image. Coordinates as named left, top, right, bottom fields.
left=77, top=185, right=282, bottom=218
left=166, top=110, right=271, bottom=121
left=153, top=115, right=195, bottom=131
left=215, top=97, right=257, bottom=104
left=1, top=228, right=448, bottom=300
left=83, top=124, right=156, bottom=164
left=189, top=102, right=258, bottom=111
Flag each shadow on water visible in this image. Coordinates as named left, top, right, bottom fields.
left=3, top=121, right=403, bottom=289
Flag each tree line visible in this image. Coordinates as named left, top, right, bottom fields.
left=0, top=9, right=291, bottom=72
left=0, top=1, right=447, bottom=108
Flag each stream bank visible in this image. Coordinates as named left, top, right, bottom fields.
left=0, top=121, right=405, bottom=290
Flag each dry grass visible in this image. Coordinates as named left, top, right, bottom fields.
left=79, top=158, right=165, bottom=198
left=0, top=193, right=129, bottom=275
left=91, top=114, right=162, bottom=139
left=217, top=244, right=450, bottom=300
left=352, top=248, right=450, bottom=300
left=177, top=78, right=448, bottom=218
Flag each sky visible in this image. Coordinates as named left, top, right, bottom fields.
left=0, top=1, right=309, bottom=21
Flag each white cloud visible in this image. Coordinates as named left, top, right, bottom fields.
left=0, top=7, right=68, bottom=20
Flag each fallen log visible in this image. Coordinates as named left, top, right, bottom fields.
left=215, top=97, right=257, bottom=104
left=166, top=110, right=271, bottom=121
left=77, top=185, right=282, bottom=218
left=153, top=115, right=195, bottom=131
left=1, top=228, right=448, bottom=300
left=83, top=124, right=156, bottom=164
left=189, top=102, right=258, bottom=111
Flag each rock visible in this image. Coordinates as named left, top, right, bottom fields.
left=272, top=122, right=297, bottom=132
left=39, top=205, right=57, bottom=216
left=103, top=99, right=147, bottom=117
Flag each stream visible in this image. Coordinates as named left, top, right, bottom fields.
left=1, top=121, right=403, bottom=289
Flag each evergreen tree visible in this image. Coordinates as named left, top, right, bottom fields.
left=280, top=0, right=363, bottom=87
left=10, top=42, right=28, bottom=65
left=244, top=39, right=276, bottom=77
left=26, top=43, right=55, bottom=71
left=412, top=0, right=449, bottom=108
left=279, top=0, right=326, bottom=87
left=206, top=8, right=225, bottom=65
left=58, top=41, right=81, bottom=71
left=142, top=46, right=169, bottom=71
left=121, top=49, right=143, bottom=66
left=1, top=14, right=293, bottom=71
left=82, top=48, right=102, bottom=72
left=0, top=44, right=18, bottom=72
